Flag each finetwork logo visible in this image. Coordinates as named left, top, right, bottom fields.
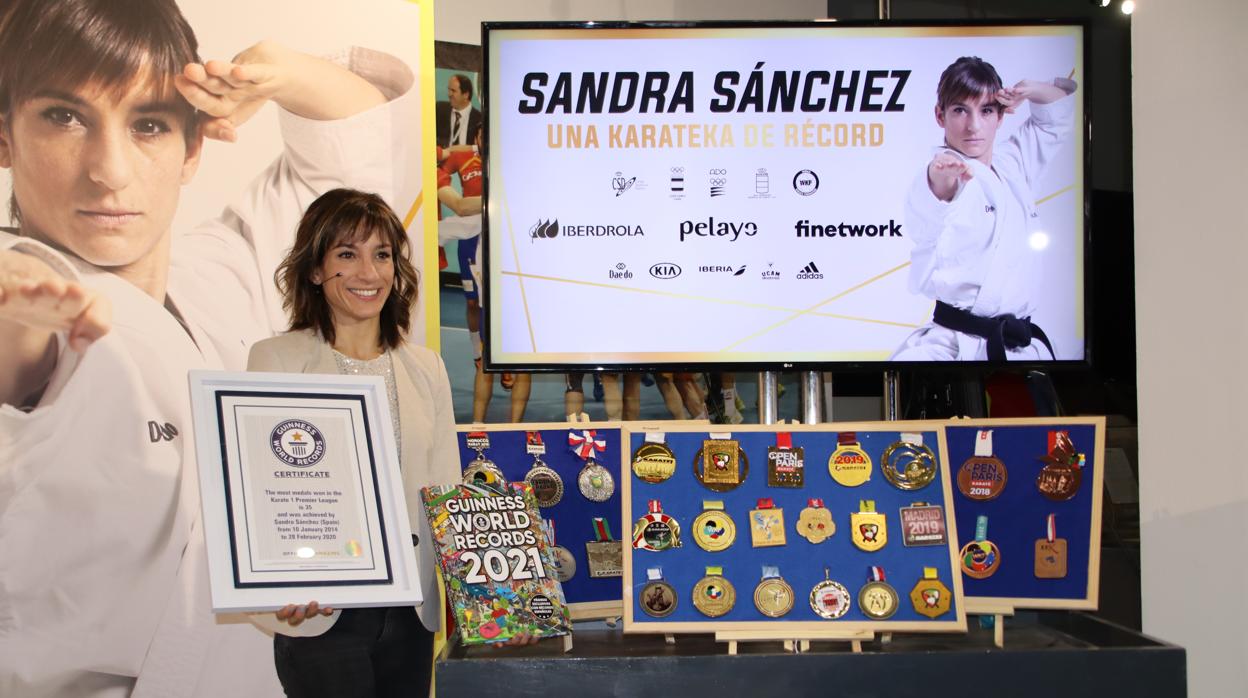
left=761, top=263, right=781, bottom=280
left=609, top=262, right=633, bottom=280
left=709, top=168, right=727, bottom=197
left=530, top=218, right=645, bottom=242
left=697, top=264, right=747, bottom=276
left=650, top=263, right=681, bottom=279
left=670, top=167, right=685, bottom=199
left=796, top=261, right=824, bottom=280
left=794, top=219, right=903, bottom=238
left=793, top=169, right=820, bottom=196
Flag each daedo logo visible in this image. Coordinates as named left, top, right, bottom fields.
left=679, top=217, right=758, bottom=242
left=610, top=262, right=633, bottom=280
left=650, top=263, right=681, bottom=279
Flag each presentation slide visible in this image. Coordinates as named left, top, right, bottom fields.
left=485, top=24, right=1084, bottom=368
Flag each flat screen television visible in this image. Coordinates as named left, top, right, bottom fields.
left=480, top=20, right=1088, bottom=371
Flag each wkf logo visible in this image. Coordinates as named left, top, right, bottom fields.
left=270, top=420, right=327, bottom=467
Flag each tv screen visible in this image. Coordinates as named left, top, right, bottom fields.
left=481, top=21, right=1087, bottom=371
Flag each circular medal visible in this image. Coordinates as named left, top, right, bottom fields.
left=881, top=440, right=937, bottom=491
left=1036, top=462, right=1081, bottom=501
left=463, top=453, right=507, bottom=489
left=960, top=540, right=1002, bottom=579
left=809, top=579, right=852, bottom=620
left=578, top=459, right=615, bottom=502
left=524, top=459, right=564, bottom=508
left=632, top=501, right=682, bottom=551
left=692, top=508, right=737, bottom=552
left=692, top=441, right=749, bottom=492
left=692, top=573, right=736, bottom=617
left=551, top=545, right=577, bottom=582
left=639, top=580, right=678, bottom=618
left=796, top=501, right=835, bottom=544
left=753, top=577, right=795, bottom=618
left=858, top=581, right=900, bottom=619
left=957, top=455, right=1008, bottom=501
left=828, top=436, right=872, bottom=487
left=632, top=442, right=678, bottom=483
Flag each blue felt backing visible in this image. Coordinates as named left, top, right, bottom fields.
left=456, top=428, right=622, bottom=605
left=946, top=424, right=1098, bottom=601
left=627, top=430, right=960, bottom=625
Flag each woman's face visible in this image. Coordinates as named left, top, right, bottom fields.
left=312, top=228, right=395, bottom=328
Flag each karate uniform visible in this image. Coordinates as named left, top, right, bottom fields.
left=0, top=48, right=414, bottom=698
left=893, top=97, right=1074, bottom=361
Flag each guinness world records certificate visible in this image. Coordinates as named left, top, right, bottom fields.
left=190, top=371, right=422, bottom=612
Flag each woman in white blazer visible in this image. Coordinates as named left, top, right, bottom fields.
left=247, top=188, right=459, bottom=697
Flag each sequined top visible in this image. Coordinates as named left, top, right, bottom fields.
left=332, top=349, right=401, bottom=457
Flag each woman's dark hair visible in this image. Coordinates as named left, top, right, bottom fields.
left=274, top=189, right=420, bottom=350
left=936, top=56, right=1004, bottom=112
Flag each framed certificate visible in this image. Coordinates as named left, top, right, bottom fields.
left=189, top=370, right=422, bottom=612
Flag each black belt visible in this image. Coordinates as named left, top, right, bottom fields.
left=932, top=301, right=1055, bottom=361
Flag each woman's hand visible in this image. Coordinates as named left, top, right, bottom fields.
left=275, top=600, right=335, bottom=627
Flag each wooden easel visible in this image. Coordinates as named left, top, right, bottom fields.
left=968, top=602, right=1016, bottom=648
left=715, top=630, right=876, bottom=655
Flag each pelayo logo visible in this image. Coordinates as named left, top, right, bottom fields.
left=270, top=420, right=326, bottom=467
left=650, top=263, right=681, bottom=279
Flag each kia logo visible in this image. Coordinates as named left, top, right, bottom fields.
left=649, top=263, right=681, bottom=279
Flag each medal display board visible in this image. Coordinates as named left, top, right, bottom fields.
left=946, top=418, right=1105, bottom=612
left=622, top=423, right=966, bottom=634
left=456, top=423, right=624, bottom=618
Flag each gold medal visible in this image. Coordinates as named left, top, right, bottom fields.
left=796, top=498, right=835, bottom=544
left=693, top=438, right=748, bottom=492
left=1036, top=431, right=1083, bottom=501
left=692, top=566, right=736, bottom=617
left=828, top=432, right=872, bottom=487
left=640, top=567, right=677, bottom=617
left=753, top=567, right=794, bottom=618
left=767, top=432, right=804, bottom=487
left=1035, top=514, right=1068, bottom=579
left=632, top=435, right=677, bottom=484
left=850, top=500, right=887, bottom=552
left=749, top=498, right=786, bottom=547
left=958, top=430, right=1007, bottom=500
left=585, top=517, right=622, bottom=578
left=909, top=567, right=952, bottom=618
left=462, top=431, right=506, bottom=488
left=881, top=434, right=937, bottom=491
left=857, top=567, right=900, bottom=620
left=632, top=499, right=681, bottom=551
left=692, top=501, right=737, bottom=552
left=960, top=515, right=1001, bottom=579
left=809, top=568, right=851, bottom=619
left=523, top=456, right=563, bottom=508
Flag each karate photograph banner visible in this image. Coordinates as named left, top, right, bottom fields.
left=484, top=24, right=1085, bottom=367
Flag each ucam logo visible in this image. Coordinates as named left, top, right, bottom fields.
left=650, top=263, right=682, bottom=279
left=679, top=217, right=758, bottom=242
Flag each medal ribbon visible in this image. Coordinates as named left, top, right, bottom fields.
left=644, top=431, right=666, bottom=444
left=647, top=567, right=664, bottom=581
left=902, top=432, right=923, bottom=446
left=1046, top=513, right=1056, bottom=543
left=756, top=498, right=775, bottom=510
left=542, top=518, right=556, bottom=547
left=525, top=431, right=546, bottom=455
left=859, top=499, right=876, bottom=513
left=870, top=566, right=886, bottom=582
left=709, top=432, right=731, bottom=440
left=975, top=515, right=988, bottom=543
left=838, top=431, right=858, bottom=446
left=762, top=565, right=780, bottom=580
left=593, top=517, right=614, bottom=542
left=923, top=567, right=939, bottom=580
left=568, top=430, right=606, bottom=459
left=706, top=566, right=722, bottom=576
left=647, top=499, right=661, bottom=515
left=807, top=498, right=824, bottom=509
left=974, top=430, right=993, bottom=457
left=776, top=432, right=793, bottom=449
left=703, top=500, right=724, bottom=511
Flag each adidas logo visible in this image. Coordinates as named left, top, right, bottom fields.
left=796, top=261, right=823, bottom=280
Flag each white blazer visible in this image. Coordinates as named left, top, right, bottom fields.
left=246, top=329, right=460, bottom=634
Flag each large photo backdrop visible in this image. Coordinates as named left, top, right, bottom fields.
left=486, top=24, right=1084, bottom=367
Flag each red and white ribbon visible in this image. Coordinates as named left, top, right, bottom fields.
left=569, top=429, right=606, bottom=459
left=870, top=566, right=886, bottom=582
left=1046, top=514, right=1057, bottom=543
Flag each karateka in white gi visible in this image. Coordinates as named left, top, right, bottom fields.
left=0, top=1, right=415, bottom=695
left=892, top=56, right=1076, bottom=361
